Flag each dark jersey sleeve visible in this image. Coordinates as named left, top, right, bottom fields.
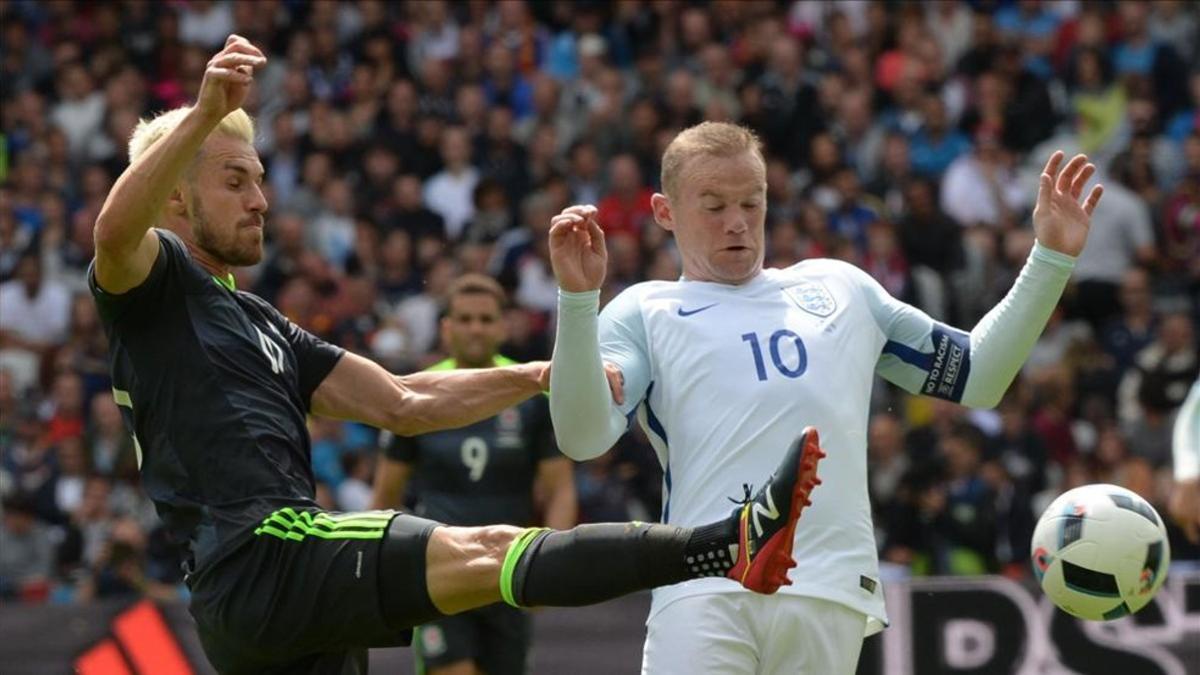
left=251, top=298, right=345, bottom=409
left=88, top=229, right=182, bottom=323
left=381, top=430, right=419, bottom=463
left=528, top=396, right=562, bottom=461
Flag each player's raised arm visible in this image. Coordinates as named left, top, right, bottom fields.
left=869, top=151, right=1104, bottom=408
left=93, top=35, right=266, bottom=294
left=547, top=205, right=645, bottom=460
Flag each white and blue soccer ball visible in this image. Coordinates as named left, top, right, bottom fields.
left=1031, top=483, right=1170, bottom=621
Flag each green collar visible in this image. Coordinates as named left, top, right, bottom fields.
left=426, top=355, right=518, bottom=371
left=212, top=273, right=237, bottom=292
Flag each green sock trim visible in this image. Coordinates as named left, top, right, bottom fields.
left=412, top=627, right=425, bottom=675
left=500, top=527, right=549, bottom=607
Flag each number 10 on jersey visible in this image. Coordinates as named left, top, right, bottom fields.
left=741, top=330, right=807, bottom=381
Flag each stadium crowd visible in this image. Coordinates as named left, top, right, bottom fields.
left=1, top=0, right=1198, bottom=606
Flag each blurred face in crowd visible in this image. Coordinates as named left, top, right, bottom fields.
left=1118, top=268, right=1151, bottom=315
left=381, top=230, right=412, bottom=270
left=178, top=134, right=268, bottom=267
left=15, top=255, right=42, bottom=295
left=395, top=174, right=424, bottom=210
left=868, top=414, right=904, bottom=462
left=1184, top=134, right=1200, bottom=175
left=571, top=143, right=600, bottom=179
left=1159, top=314, right=1194, bottom=353
left=273, top=212, right=305, bottom=255
left=768, top=36, right=801, bottom=79
left=440, top=127, right=472, bottom=170
left=653, top=150, right=767, bottom=285
left=53, top=372, right=85, bottom=416
left=442, top=292, right=506, bottom=368
left=608, top=155, right=642, bottom=195
left=942, top=434, right=981, bottom=478
left=91, top=393, right=125, bottom=436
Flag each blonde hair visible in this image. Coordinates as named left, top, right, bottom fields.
left=128, top=107, right=255, bottom=163
left=660, top=121, right=765, bottom=198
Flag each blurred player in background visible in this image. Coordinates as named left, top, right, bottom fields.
left=548, top=121, right=1103, bottom=673
left=372, top=273, right=577, bottom=675
left=89, top=36, right=823, bottom=674
left=1169, top=379, right=1200, bottom=542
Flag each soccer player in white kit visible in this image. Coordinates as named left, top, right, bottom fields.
left=546, top=122, right=1105, bottom=674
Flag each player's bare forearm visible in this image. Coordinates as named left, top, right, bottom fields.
left=396, top=365, right=546, bottom=434
left=537, top=458, right=578, bottom=529
left=370, top=457, right=411, bottom=510
left=312, top=352, right=545, bottom=437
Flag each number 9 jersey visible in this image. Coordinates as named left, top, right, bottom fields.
left=379, top=357, right=559, bottom=528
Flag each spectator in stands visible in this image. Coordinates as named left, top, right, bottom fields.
left=1069, top=167, right=1156, bottom=331
left=0, top=493, right=55, bottom=600
left=1101, top=267, right=1159, bottom=377
left=867, top=412, right=910, bottom=520
left=1160, top=132, right=1200, bottom=284
left=596, top=153, right=653, bottom=239
left=1118, top=312, right=1199, bottom=429
left=909, top=93, right=972, bottom=179
left=424, top=126, right=480, bottom=240
left=0, top=253, right=72, bottom=393
left=940, top=124, right=1027, bottom=230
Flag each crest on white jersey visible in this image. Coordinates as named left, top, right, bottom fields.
left=783, top=281, right=836, bottom=317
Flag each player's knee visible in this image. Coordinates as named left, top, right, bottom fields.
left=465, top=524, right=524, bottom=563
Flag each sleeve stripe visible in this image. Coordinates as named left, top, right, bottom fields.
left=881, top=340, right=933, bottom=371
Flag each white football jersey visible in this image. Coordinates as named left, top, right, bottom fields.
left=598, top=258, right=975, bottom=634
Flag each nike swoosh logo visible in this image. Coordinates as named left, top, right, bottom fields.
left=677, top=303, right=719, bottom=317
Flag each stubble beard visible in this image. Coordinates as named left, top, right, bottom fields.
left=191, top=196, right=262, bottom=267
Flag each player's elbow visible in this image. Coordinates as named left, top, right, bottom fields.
left=93, top=211, right=144, bottom=260
left=93, top=214, right=122, bottom=254
left=384, top=392, right=436, bottom=438
left=553, top=432, right=612, bottom=461
left=960, top=388, right=1004, bottom=410
left=387, top=411, right=432, bottom=438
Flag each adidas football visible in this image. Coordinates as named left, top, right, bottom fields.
left=1031, top=484, right=1170, bottom=620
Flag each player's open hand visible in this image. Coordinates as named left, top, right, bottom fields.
left=197, top=35, right=267, bottom=122
left=1032, top=151, right=1103, bottom=257
left=549, top=205, right=607, bottom=293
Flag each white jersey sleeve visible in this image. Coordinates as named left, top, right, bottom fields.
left=855, top=241, right=1076, bottom=408
left=550, top=287, right=651, bottom=460
left=597, top=285, right=653, bottom=415
left=1174, top=379, right=1200, bottom=482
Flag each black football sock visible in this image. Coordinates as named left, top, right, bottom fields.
left=499, top=517, right=740, bottom=608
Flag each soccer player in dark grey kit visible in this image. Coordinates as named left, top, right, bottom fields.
left=372, top=273, right=575, bottom=675
left=90, top=35, right=825, bottom=674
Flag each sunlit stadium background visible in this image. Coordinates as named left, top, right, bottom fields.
left=1, top=1, right=1197, bottom=673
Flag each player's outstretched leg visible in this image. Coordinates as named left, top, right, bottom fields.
left=498, top=426, right=825, bottom=608
left=376, top=428, right=825, bottom=627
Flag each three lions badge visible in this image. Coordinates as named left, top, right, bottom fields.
left=784, top=281, right=837, bottom=318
